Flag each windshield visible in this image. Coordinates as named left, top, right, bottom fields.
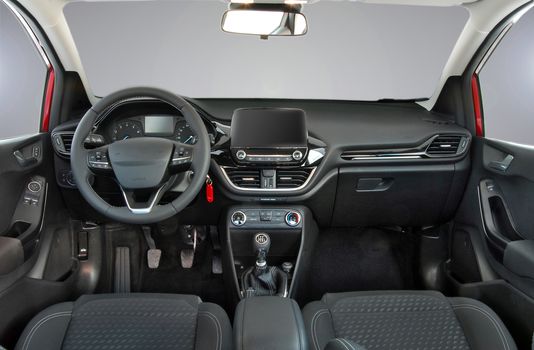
left=64, top=1, right=468, bottom=101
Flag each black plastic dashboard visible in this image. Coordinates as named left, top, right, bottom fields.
left=51, top=98, right=473, bottom=227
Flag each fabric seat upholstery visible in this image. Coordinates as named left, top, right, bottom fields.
left=15, top=293, right=232, bottom=350
left=302, top=290, right=517, bottom=350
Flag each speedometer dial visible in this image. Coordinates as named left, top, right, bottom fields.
left=112, top=120, right=143, bottom=141
left=174, top=120, right=197, bottom=144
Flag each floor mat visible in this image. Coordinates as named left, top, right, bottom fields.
left=302, top=227, right=420, bottom=303
left=139, top=227, right=228, bottom=311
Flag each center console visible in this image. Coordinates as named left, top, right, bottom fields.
left=223, top=205, right=316, bottom=350
left=233, top=296, right=308, bottom=350
left=221, top=205, right=318, bottom=301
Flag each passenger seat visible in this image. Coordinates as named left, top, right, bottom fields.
left=302, top=290, right=516, bottom=350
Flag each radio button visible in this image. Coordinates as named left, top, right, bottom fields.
left=292, top=150, right=303, bottom=161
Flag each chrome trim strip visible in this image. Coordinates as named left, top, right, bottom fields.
left=119, top=184, right=166, bottom=214
left=347, top=155, right=423, bottom=161
left=341, top=134, right=470, bottom=161
left=171, top=156, right=192, bottom=162
left=220, top=166, right=317, bottom=192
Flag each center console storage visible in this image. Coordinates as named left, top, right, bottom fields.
left=234, top=296, right=308, bottom=350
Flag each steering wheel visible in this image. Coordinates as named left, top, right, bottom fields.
left=70, top=88, right=211, bottom=224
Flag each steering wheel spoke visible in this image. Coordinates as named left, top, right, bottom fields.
left=87, top=145, right=113, bottom=174
left=169, top=142, right=194, bottom=173
left=119, top=176, right=177, bottom=214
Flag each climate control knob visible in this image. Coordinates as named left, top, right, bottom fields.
left=231, top=211, right=247, bottom=226
left=285, top=211, right=301, bottom=227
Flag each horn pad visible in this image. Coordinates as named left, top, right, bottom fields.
left=108, top=137, right=173, bottom=189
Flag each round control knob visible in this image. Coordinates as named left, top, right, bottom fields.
left=292, top=150, right=303, bottom=161
left=28, top=181, right=42, bottom=193
left=231, top=211, right=247, bottom=226
left=285, top=211, right=301, bottom=227
left=282, top=261, right=294, bottom=274
left=236, top=150, right=247, bottom=161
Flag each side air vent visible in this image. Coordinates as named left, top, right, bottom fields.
left=224, top=168, right=261, bottom=188
left=426, top=135, right=465, bottom=156
left=52, top=132, right=75, bottom=157
left=276, top=168, right=314, bottom=189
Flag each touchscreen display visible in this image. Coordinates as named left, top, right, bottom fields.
left=230, top=108, right=307, bottom=148
left=144, top=116, right=174, bottom=136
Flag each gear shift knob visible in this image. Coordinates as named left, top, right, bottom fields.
left=253, top=233, right=271, bottom=268
left=253, top=233, right=271, bottom=254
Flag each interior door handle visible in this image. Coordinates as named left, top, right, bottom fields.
left=13, top=150, right=38, bottom=167
left=489, top=154, right=514, bottom=172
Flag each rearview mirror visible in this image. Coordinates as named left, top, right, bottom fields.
left=222, top=9, right=307, bottom=37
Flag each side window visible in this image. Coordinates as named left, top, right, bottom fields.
left=478, top=6, right=534, bottom=146
left=0, top=1, right=49, bottom=140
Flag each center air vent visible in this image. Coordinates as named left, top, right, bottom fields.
left=426, top=135, right=466, bottom=156
left=222, top=167, right=316, bottom=191
left=52, top=132, right=75, bottom=157
left=276, top=168, right=314, bottom=189
left=224, top=168, right=261, bottom=188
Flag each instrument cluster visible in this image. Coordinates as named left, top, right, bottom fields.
left=109, top=115, right=199, bottom=144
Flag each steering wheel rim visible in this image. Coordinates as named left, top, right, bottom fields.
left=70, top=87, right=211, bottom=224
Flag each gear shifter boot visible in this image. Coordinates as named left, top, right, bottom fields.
left=242, top=265, right=288, bottom=297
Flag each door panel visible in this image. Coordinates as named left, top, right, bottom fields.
left=0, top=134, right=49, bottom=274
left=452, top=137, right=534, bottom=349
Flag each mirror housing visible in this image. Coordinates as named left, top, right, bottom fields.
left=222, top=4, right=307, bottom=38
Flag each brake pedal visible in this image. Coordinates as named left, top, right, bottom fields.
left=143, top=227, right=161, bottom=269
left=180, top=249, right=195, bottom=269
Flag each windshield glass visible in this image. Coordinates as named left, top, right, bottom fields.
left=64, top=1, right=468, bottom=101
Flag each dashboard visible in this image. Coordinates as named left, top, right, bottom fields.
left=51, top=97, right=473, bottom=228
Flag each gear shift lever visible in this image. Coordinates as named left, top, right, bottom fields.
left=253, top=233, right=271, bottom=269
left=241, top=232, right=288, bottom=297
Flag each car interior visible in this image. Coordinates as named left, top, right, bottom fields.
left=1, top=0, right=534, bottom=349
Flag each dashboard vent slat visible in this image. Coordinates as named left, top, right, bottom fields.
left=52, top=132, right=75, bottom=157
left=276, top=168, right=314, bottom=188
left=426, top=135, right=463, bottom=156
left=224, top=168, right=261, bottom=188
left=61, top=134, right=74, bottom=153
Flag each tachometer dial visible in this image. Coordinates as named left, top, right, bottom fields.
left=112, top=120, right=143, bottom=141
left=174, top=120, right=197, bottom=144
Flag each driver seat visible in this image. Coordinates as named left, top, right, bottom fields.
left=15, top=294, right=232, bottom=350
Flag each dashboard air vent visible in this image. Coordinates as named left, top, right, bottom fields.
left=52, top=132, right=75, bottom=157
left=224, top=168, right=261, bottom=188
left=426, top=135, right=464, bottom=156
left=276, top=168, right=314, bottom=189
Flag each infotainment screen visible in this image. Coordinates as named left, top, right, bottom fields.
left=144, top=116, right=174, bottom=136
left=230, top=108, right=308, bottom=148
